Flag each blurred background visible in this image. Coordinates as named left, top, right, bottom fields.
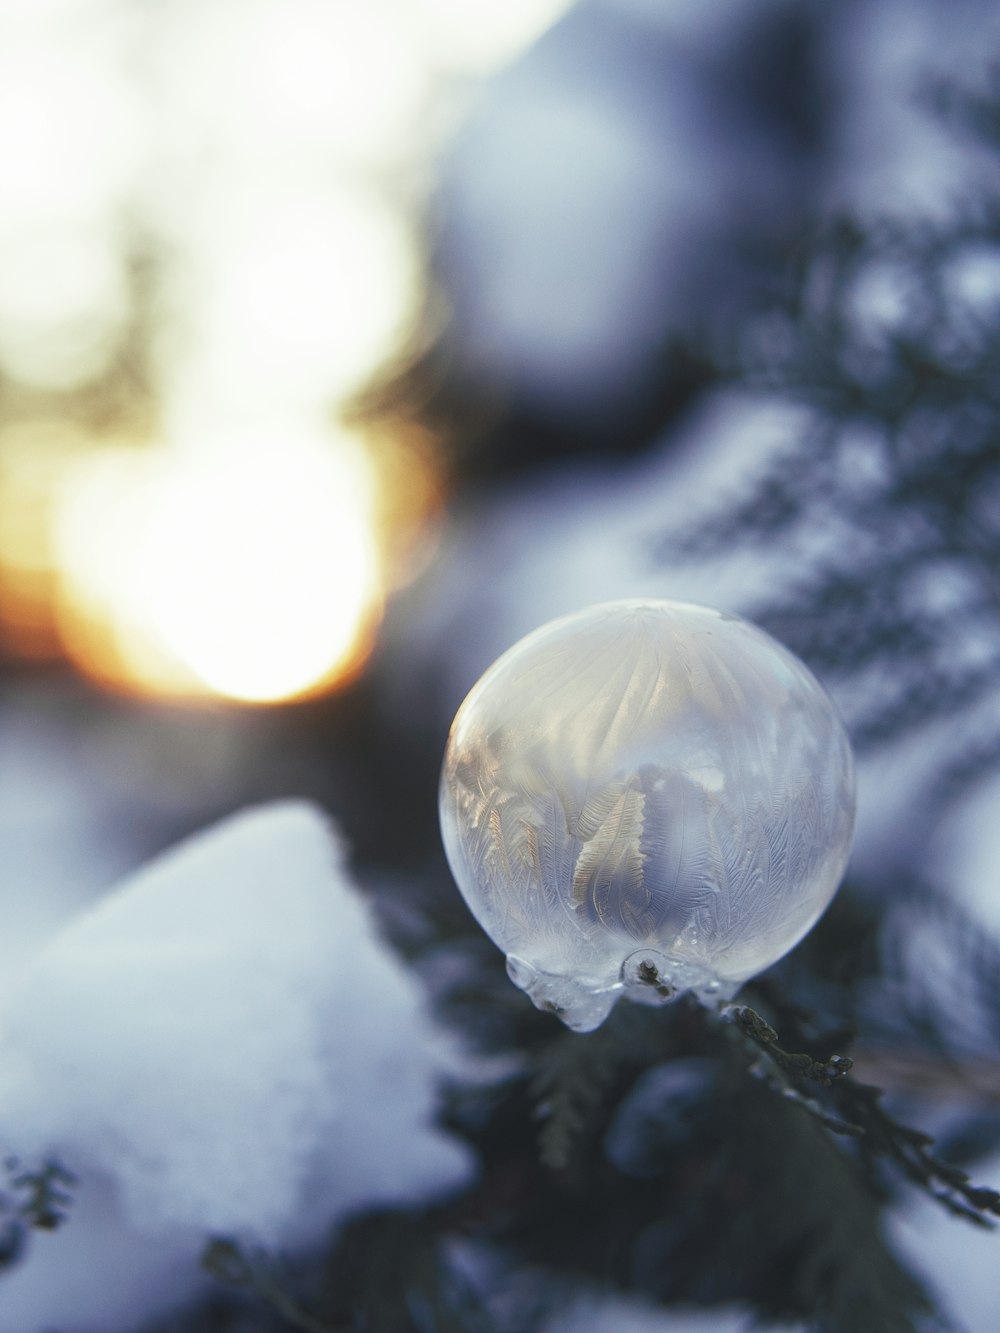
left=0, top=0, right=580, bottom=951
left=5, top=0, right=1000, bottom=1329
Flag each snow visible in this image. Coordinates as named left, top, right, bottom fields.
left=435, top=0, right=812, bottom=422
left=930, top=766, right=1000, bottom=936
left=430, top=0, right=1000, bottom=423
left=0, top=701, right=132, bottom=982
left=389, top=387, right=811, bottom=716
left=892, top=1148, right=1000, bottom=1333
left=542, top=1291, right=775, bottom=1333
left=0, top=801, right=472, bottom=1332
left=0, top=1174, right=212, bottom=1333
left=943, top=241, right=1000, bottom=322
left=440, top=78, right=683, bottom=415
left=827, top=0, right=1000, bottom=220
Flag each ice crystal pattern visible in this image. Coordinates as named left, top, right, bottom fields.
left=440, top=600, right=856, bottom=1031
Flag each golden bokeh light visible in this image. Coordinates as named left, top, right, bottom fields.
left=0, top=422, right=94, bottom=660
left=158, top=0, right=428, bottom=170
left=0, top=0, right=561, bottom=703
left=0, top=31, right=141, bottom=229
left=170, top=190, right=420, bottom=418
left=51, top=432, right=382, bottom=704
left=0, top=230, right=130, bottom=390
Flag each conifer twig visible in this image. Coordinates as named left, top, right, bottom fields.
left=723, top=1004, right=1000, bottom=1227
left=202, top=1239, right=349, bottom=1333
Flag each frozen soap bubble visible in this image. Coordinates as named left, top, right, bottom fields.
left=439, top=599, right=856, bottom=1032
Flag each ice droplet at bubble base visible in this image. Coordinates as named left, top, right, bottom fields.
left=439, top=600, right=856, bottom=1032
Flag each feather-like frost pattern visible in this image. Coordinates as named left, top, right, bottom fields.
left=570, top=781, right=647, bottom=931
left=439, top=600, right=856, bottom=1021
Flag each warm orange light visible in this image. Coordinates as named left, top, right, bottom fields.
left=0, top=421, right=94, bottom=660
left=51, top=432, right=382, bottom=704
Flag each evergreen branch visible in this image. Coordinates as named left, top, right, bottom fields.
left=722, top=1005, right=863, bottom=1139
left=652, top=169, right=1000, bottom=799
left=318, top=1209, right=496, bottom=1333
left=713, top=1071, right=938, bottom=1333
left=6, top=1158, right=76, bottom=1232
left=528, top=999, right=689, bottom=1172
left=846, top=1082, right=1000, bottom=1229
left=727, top=1004, right=855, bottom=1084
left=202, top=1239, right=349, bottom=1333
left=723, top=1005, right=1000, bottom=1227
left=877, top=875, right=1000, bottom=1060
left=530, top=1027, right=624, bottom=1172
left=0, top=1159, right=79, bottom=1282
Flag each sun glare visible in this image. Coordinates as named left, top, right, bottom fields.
left=0, top=229, right=129, bottom=390
left=52, top=434, right=381, bottom=704
left=0, top=0, right=554, bottom=703
left=406, top=0, right=574, bottom=72
left=170, top=191, right=419, bottom=418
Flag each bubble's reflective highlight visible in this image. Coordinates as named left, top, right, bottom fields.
left=439, top=600, right=856, bottom=1032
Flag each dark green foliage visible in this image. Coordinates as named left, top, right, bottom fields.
left=658, top=207, right=1000, bottom=814
left=202, top=1240, right=346, bottom=1333
left=9, top=1159, right=76, bottom=1231
left=180, top=942, right=979, bottom=1332
left=726, top=1003, right=1000, bottom=1226
left=0, top=1158, right=76, bottom=1273
left=197, top=1217, right=494, bottom=1333
left=433, top=996, right=943, bottom=1333
left=317, top=1211, right=493, bottom=1333
left=530, top=1011, right=648, bottom=1172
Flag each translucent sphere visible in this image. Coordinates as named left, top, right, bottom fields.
left=439, top=600, right=856, bottom=1031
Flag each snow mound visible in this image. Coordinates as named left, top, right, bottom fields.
left=0, top=801, right=472, bottom=1245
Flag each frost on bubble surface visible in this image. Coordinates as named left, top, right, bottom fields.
left=440, top=599, right=856, bottom=1031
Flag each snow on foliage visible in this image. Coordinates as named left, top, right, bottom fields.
left=0, top=801, right=472, bottom=1330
